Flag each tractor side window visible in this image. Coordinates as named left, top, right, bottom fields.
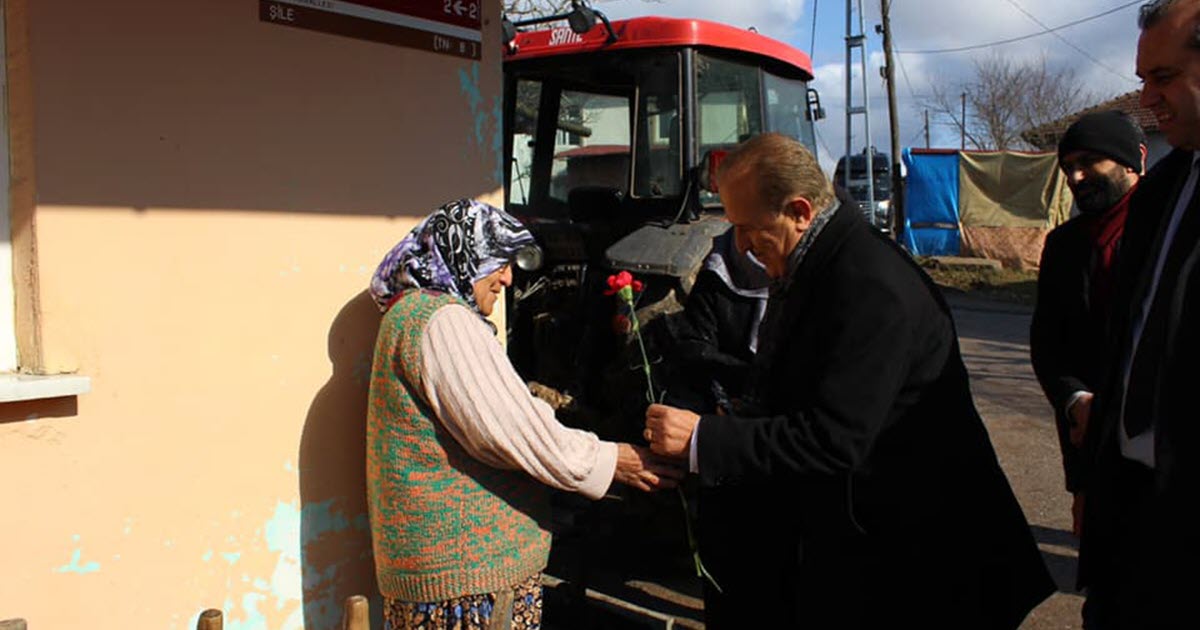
left=550, top=90, right=631, bottom=202
left=633, top=54, right=681, bottom=198
left=764, top=73, right=818, bottom=156
left=509, top=79, right=541, bottom=207
left=696, top=55, right=763, bottom=205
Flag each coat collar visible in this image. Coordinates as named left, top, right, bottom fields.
left=779, top=200, right=861, bottom=297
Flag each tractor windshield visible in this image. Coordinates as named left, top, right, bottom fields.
left=505, top=48, right=818, bottom=214
left=696, top=52, right=819, bottom=205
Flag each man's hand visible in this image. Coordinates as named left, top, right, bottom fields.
left=613, top=443, right=684, bottom=492
left=644, top=404, right=701, bottom=459
left=1068, top=392, right=1094, bottom=447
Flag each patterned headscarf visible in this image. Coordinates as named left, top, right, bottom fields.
left=369, top=199, right=535, bottom=313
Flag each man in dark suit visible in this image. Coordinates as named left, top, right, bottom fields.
left=642, top=132, right=1054, bottom=628
left=1079, top=1, right=1200, bottom=626
left=1030, top=111, right=1145, bottom=538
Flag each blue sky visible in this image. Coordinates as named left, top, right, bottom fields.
left=592, top=0, right=1144, bottom=168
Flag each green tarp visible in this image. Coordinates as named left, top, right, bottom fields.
left=958, top=151, right=1073, bottom=228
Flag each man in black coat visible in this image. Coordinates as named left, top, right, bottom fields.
left=643, top=132, right=1054, bottom=628
left=1079, top=2, right=1200, bottom=626
left=650, top=227, right=769, bottom=414
left=1030, top=111, right=1145, bottom=537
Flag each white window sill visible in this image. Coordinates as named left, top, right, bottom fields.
left=0, top=373, right=91, bottom=403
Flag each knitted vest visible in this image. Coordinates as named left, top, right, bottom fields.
left=366, top=289, right=551, bottom=601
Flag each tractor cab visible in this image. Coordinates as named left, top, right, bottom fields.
left=502, top=7, right=823, bottom=427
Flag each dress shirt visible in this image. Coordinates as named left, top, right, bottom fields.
left=1118, top=153, right=1200, bottom=467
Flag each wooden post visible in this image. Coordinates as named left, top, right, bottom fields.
left=879, top=0, right=904, bottom=237
left=196, top=609, right=223, bottom=630
left=961, top=92, right=967, bottom=150
left=343, top=595, right=370, bottom=630
left=925, top=110, right=931, bottom=149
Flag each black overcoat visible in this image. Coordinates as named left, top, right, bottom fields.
left=693, top=201, right=1055, bottom=628
left=1080, top=149, right=1199, bottom=625
left=1030, top=213, right=1114, bottom=492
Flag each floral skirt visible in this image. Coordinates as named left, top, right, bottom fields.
left=383, top=573, right=543, bottom=630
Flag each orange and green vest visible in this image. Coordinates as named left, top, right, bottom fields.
left=366, top=289, right=551, bottom=601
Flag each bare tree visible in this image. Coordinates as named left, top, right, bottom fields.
left=503, top=0, right=573, bottom=19
left=928, top=54, right=1091, bottom=151
left=505, top=0, right=663, bottom=20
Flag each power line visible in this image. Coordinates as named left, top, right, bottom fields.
left=814, top=125, right=836, bottom=162
left=892, top=30, right=917, bottom=102
left=896, top=0, right=1139, bottom=55
left=906, top=126, right=926, bottom=146
left=809, top=0, right=820, bottom=66
left=1001, top=0, right=1136, bottom=83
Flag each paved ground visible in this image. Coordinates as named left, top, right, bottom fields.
left=544, top=291, right=1085, bottom=628
left=948, top=292, right=1084, bottom=630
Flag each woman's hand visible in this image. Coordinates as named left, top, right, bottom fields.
left=614, top=443, right=685, bottom=492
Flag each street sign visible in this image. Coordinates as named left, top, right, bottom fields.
left=260, top=0, right=483, bottom=60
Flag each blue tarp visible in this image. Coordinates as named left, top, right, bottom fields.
left=901, top=149, right=960, bottom=256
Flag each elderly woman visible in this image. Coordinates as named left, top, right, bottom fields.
left=366, top=199, right=678, bottom=630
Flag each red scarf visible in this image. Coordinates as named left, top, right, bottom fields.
left=1084, top=184, right=1135, bottom=313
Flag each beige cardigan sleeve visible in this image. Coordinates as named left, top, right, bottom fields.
left=419, top=304, right=619, bottom=500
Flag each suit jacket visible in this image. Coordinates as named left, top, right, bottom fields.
left=1030, top=212, right=1119, bottom=492
left=1080, top=149, right=1199, bottom=616
left=694, top=201, right=1054, bottom=629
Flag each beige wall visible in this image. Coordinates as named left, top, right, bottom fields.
left=0, top=0, right=505, bottom=627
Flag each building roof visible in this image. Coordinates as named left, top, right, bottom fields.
left=1023, top=90, right=1158, bottom=150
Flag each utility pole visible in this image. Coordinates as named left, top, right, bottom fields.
left=879, top=0, right=903, bottom=236
left=844, top=0, right=874, bottom=220
left=960, top=92, right=967, bottom=150
left=924, top=109, right=930, bottom=149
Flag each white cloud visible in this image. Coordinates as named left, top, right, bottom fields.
left=598, top=0, right=810, bottom=45
left=588, top=0, right=1144, bottom=160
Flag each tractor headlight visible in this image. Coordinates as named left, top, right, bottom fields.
left=515, top=244, right=544, bottom=272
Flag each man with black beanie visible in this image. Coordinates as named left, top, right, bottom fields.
left=1030, top=109, right=1145, bottom=539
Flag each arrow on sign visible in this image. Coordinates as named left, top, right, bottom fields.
left=453, top=0, right=465, bottom=16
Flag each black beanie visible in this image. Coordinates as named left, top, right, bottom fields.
left=1058, top=110, right=1146, bottom=171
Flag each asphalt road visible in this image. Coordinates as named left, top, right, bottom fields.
left=948, top=292, right=1084, bottom=630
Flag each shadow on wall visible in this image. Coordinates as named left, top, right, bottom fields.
left=299, top=290, right=384, bottom=629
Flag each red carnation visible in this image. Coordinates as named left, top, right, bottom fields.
left=605, top=270, right=635, bottom=295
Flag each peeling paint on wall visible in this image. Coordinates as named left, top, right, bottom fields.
left=206, top=501, right=304, bottom=630
left=458, top=64, right=485, bottom=146
left=54, top=534, right=101, bottom=574
left=299, top=498, right=372, bottom=628
left=491, top=95, right=504, bottom=185
left=458, top=63, right=505, bottom=185
left=203, top=496, right=373, bottom=630
left=352, top=350, right=373, bottom=387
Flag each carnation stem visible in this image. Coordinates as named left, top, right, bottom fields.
left=624, top=292, right=720, bottom=593
left=628, top=305, right=656, bottom=404
left=677, top=487, right=722, bottom=593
